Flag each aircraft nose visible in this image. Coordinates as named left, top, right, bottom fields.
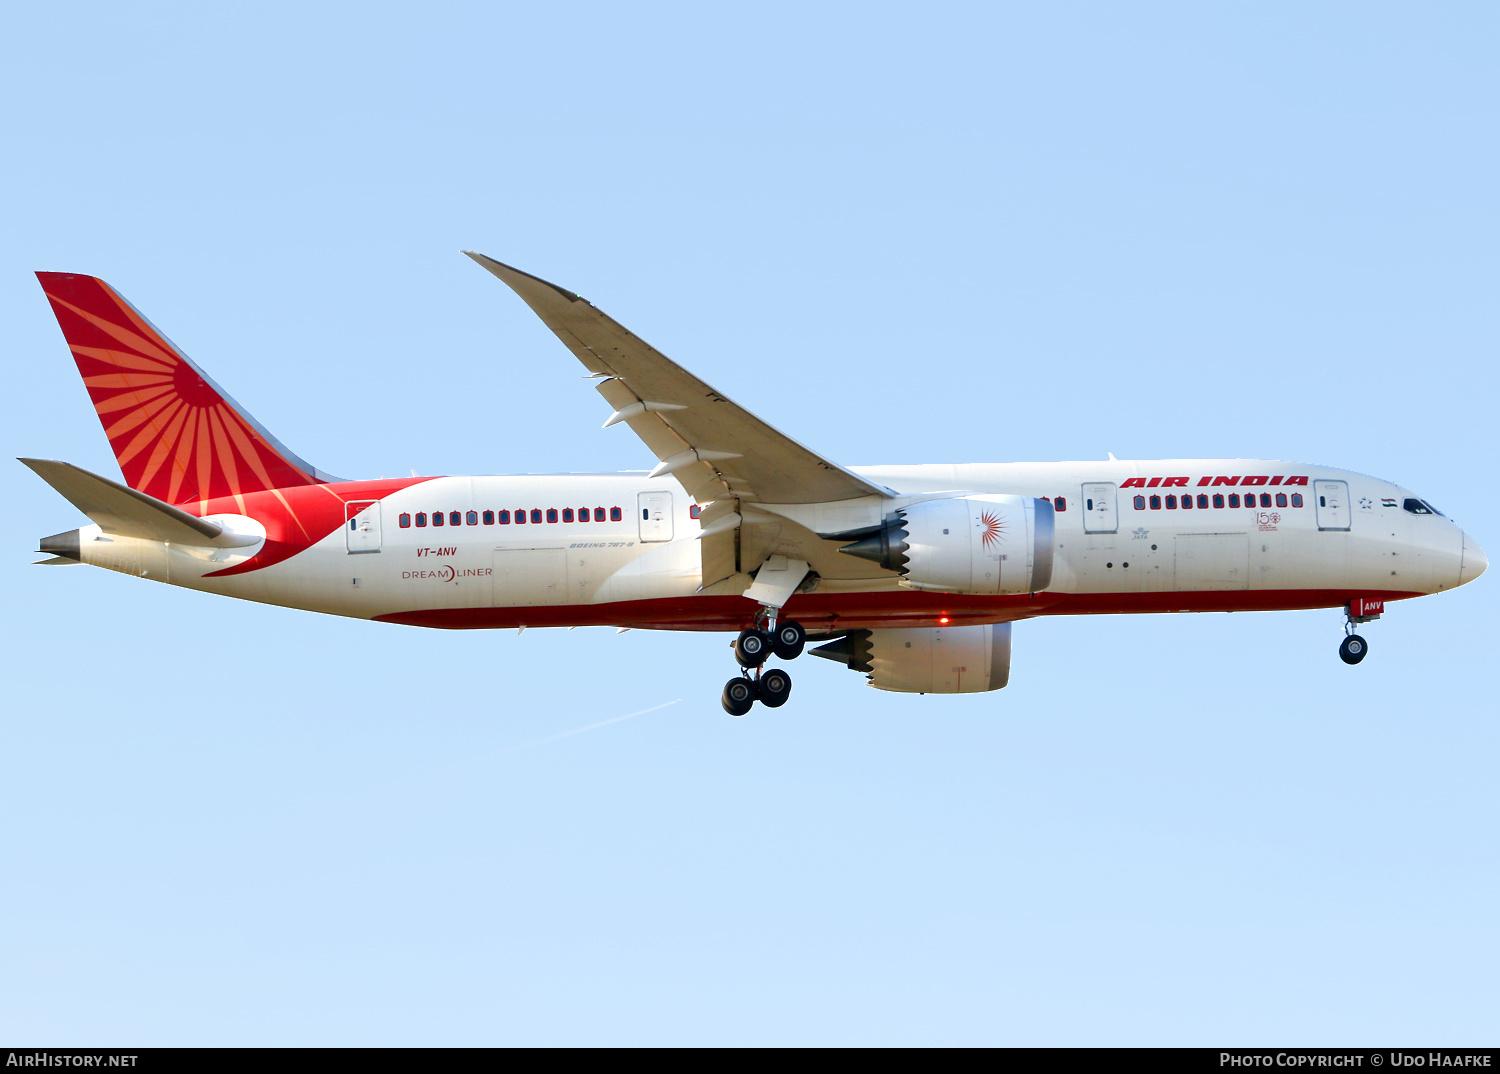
left=1459, top=532, right=1488, bottom=586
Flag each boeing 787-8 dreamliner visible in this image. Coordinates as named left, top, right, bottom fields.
left=24, top=253, right=1487, bottom=714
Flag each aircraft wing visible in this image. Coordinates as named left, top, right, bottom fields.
left=466, top=252, right=892, bottom=506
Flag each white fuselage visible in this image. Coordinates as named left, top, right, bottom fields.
left=70, top=459, right=1483, bottom=631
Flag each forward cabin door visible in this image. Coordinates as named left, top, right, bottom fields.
left=1080, top=482, right=1118, bottom=534
left=638, top=491, right=673, bottom=542
left=346, top=501, right=382, bottom=553
left=1314, top=480, right=1351, bottom=531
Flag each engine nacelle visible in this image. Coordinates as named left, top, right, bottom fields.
left=810, top=624, right=1013, bottom=694
left=838, top=495, right=1054, bottom=595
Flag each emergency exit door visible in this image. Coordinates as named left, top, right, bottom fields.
left=638, top=491, right=673, bottom=542
left=346, top=501, right=382, bottom=553
left=1314, top=480, right=1350, bottom=531
left=1080, top=482, right=1118, bottom=534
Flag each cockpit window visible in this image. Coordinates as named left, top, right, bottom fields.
left=1421, top=500, right=1446, bottom=517
left=1403, top=498, right=1435, bottom=515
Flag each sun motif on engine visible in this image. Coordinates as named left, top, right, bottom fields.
left=979, top=511, right=1006, bottom=548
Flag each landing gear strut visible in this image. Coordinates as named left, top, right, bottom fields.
left=720, top=607, right=805, bottom=715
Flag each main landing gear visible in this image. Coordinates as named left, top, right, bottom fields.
left=721, top=612, right=806, bottom=715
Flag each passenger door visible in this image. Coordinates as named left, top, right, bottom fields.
left=638, top=491, right=673, bottom=542
left=1314, top=480, right=1350, bottom=531
left=345, top=501, right=382, bottom=553
left=1080, top=482, right=1117, bottom=534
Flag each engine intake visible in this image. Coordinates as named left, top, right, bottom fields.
left=838, top=495, right=1054, bottom=595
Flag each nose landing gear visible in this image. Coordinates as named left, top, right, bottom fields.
left=1339, top=598, right=1381, bottom=666
left=720, top=610, right=805, bottom=715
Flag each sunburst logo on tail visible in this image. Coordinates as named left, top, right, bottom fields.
left=980, top=511, right=1006, bottom=548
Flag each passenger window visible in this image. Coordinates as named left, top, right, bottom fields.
left=483, top=510, right=494, bottom=525
left=450, top=511, right=461, bottom=526
left=1197, top=495, right=1208, bottom=509
left=531, top=509, right=542, bottom=524
left=1133, top=495, right=1145, bottom=510
left=1086, top=498, right=1094, bottom=510
left=595, top=507, right=606, bottom=521
left=499, top=510, right=510, bottom=524
left=1181, top=495, right=1192, bottom=510
left=689, top=504, right=702, bottom=519
left=1149, top=495, right=1161, bottom=510
left=1229, top=494, right=1240, bottom=508
left=1291, top=494, right=1303, bottom=508
left=1275, top=493, right=1287, bottom=508
left=547, top=508, right=558, bottom=523
left=515, top=508, right=525, bottom=524
left=416, top=512, right=427, bottom=527
left=466, top=511, right=478, bottom=525
left=578, top=506, right=589, bottom=523
left=1166, top=495, right=1177, bottom=509
left=1260, top=494, right=1272, bottom=508
left=399, top=513, right=411, bottom=528
left=432, top=512, right=444, bottom=527
left=611, top=506, right=622, bottom=521
left=563, top=508, right=574, bottom=522
left=1054, top=497, right=1066, bottom=511
left=1213, top=494, right=1224, bottom=509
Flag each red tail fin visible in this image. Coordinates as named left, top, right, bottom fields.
left=36, top=272, right=337, bottom=510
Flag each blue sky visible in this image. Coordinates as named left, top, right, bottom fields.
left=2, top=1, right=1495, bottom=1045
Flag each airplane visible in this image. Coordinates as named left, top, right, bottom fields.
left=24, top=253, right=1488, bottom=715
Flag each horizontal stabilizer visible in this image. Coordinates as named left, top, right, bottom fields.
left=33, top=556, right=80, bottom=566
left=20, top=458, right=227, bottom=545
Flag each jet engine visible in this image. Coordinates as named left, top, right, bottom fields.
left=809, top=624, right=1013, bottom=694
left=837, top=495, right=1054, bottom=595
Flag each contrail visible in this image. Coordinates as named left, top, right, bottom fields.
left=326, top=700, right=684, bottom=811
left=449, top=699, right=682, bottom=770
